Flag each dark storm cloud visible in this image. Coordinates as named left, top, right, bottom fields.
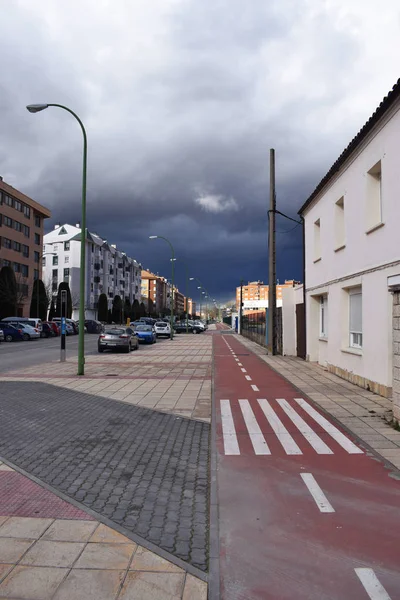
left=1, top=0, right=400, bottom=300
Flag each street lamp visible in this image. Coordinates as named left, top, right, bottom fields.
left=35, top=251, right=56, bottom=319
left=27, top=103, right=88, bottom=376
left=149, top=235, right=175, bottom=339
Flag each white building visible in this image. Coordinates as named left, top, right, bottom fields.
left=299, top=78, right=400, bottom=411
left=43, top=223, right=142, bottom=320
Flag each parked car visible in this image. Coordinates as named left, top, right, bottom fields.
left=84, top=319, right=103, bottom=334
left=0, top=323, right=24, bottom=342
left=2, top=316, right=43, bottom=333
left=52, top=318, right=78, bottom=334
left=98, top=326, right=139, bottom=353
left=43, top=321, right=60, bottom=336
left=154, top=321, right=171, bottom=338
left=174, top=322, right=204, bottom=334
left=0, top=329, right=4, bottom=343
left=41, top=322, right=56, bottom=338
left=139, top=317, right=157, bottom=326
left=133, top=323, right=157, bottom=344
left=14, top=322, right=41, bottom=340
left=193, top=320, right=206, bottom=331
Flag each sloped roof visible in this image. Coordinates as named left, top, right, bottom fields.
left=299, top=78, right=400, bottom=215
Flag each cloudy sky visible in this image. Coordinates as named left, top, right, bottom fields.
left=1, top=0, right=399, bottom=303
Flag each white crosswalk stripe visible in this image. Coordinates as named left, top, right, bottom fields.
left=220, top=398, right=362, bottom=456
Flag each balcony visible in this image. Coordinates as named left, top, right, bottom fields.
left=94, top=263, right=100, bottom=270
left=94, top=276, right=101, bottom=284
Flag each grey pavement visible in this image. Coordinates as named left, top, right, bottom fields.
left=0, top=381, right=209, bottom=573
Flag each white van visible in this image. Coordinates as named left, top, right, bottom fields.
left=2, top=317, right=43, bottom=332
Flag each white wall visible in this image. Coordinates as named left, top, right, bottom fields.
left=303, top=100, right=400, bottom=390
left=282, top=284, right=304, bottom=356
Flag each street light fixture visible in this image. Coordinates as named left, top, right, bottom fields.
left=149, top=235, right=175, bottom=339
left=27, top=103, right=88, bottom=376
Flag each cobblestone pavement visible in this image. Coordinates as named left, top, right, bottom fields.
left=0, top=336, right=212, bottom=422
left=236, top=334, right=400, bottom=470
left=0, top=382, right=210, bottom=573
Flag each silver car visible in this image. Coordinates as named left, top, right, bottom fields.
left=98, top=326, right=139, bottom=353
left=15, top=322, right=41, bottom=340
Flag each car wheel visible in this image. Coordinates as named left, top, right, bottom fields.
left=23, top=333, right=30, bottom=341
left=5, top=335, right=13, bottom=342
left=124, top=345, right=130, bottom=353
left=98, top=346, right=104, bottom=353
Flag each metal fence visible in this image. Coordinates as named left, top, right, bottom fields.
left=241, top=308, right=282, bottom=354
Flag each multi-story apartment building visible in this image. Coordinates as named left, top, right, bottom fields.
left=236, top=280, right=298, bottom=312
left=173, top=287, right=185, bottom=316
left=299, top=78, right=400, bottom=417
left=0, top=177, right=51, bottom=316
left=141, top=270, right=168, bottom=314
left=43, top=224, right=141, bottom=319
left=186, top=298, right=196, bottom=317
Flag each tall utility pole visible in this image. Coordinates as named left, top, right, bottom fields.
left=239, top=279, right=244, bottom=334
left=268, top=148, right=277, bottom=355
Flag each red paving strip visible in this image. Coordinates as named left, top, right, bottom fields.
left=0, top=471, right=93, bottom=519
left=213, top=334, right=400, bottom=600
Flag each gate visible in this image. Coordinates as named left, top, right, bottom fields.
left=296, top=303, right=306, bottom=359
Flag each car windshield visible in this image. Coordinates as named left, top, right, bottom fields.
left=156, top=322, right=167, bottom=326
left=104, top=328, right=125, bottom=335
left=135, top=325, right=152, bottom=331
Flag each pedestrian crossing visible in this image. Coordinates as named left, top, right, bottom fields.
left=220, top=398, right=363, bottom=456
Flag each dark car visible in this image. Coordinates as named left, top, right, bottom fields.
left=98, top=326, right=139, bottom=353
left=0, top=329, right=4, bottom=343
left=0, top=323, right=25, bottom=342
left=85, top=319, right=103, bottom=334
left=41, top=322, right=56, bottom=338
left=44, top=321, right=60, bottom=336
left=174, top=322, right=204, bottom=334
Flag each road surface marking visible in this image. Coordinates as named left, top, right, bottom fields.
left=277, top=399, right=333, bottom=454
left=251, top=385, right=260, bottom=392
left=294, top=398, right=363, bottom=454
left=220, top=400, right=240, bottom=455
left=355, top=568, right=391, bottom=600
left=238, top=362, right=243, bottom=366
left=300, top=473, right=335, bottom=513
left=258, top=399, right=302, bottom=455
left=239, top=400, right=270, bottom=455
left=241, top=368, right=247, bottom=373
left=235, top=359, right=240, bottom=362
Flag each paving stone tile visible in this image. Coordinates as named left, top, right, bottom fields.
left=129, top=546, right=183, bottom=573
left=0, top=517, right=53, bottom=539
left=74, top=542, right=136, bottom=569
left=0, top=538, right=33, bottom=563
left=0, top=563, right=13, bottom=583
left=182, top=573, right=208, bottom=600
left=90, top=524, right=133, bottom=544
left=42, top=519, right=98, bottom=542
left=119, top=571, right=185, bottom=600
left=0, top=518, right=8, bottom=529
left=20, top=540, right=84, bottom=567
left=0, top=565, right=67, bottom=599
left=53, top=568, right=125, bottom=600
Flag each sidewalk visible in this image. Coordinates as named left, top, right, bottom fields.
left=0, top=460, right=206, bottom=599
left=236, top=334, right=400, bottom=470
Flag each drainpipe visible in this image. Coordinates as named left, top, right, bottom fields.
left=301, top=215, right=307, bottom=360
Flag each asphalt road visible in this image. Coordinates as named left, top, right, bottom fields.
left=0, top=334, right=170, bottom=373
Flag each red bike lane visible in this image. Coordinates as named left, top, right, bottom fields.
left=212, top=334, right=400, bottom=600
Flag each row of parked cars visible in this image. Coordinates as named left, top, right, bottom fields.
left=0, top=316, right=104, bottom=343
left=97, top=318, right=208, bottom=353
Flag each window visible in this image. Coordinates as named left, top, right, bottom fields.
left=13, top=241, right=21, bottom=252
left=4, top=195, right=13, bottom=207
left=13, top=262, right=21, bottom=273
left=14, top=200, right=22, bottom=212
left=34, top=215, right=41, bottom=227
left=64, top=241, right=70, bottom=251
left=366, top=160, right=382, bottom=231
left=349, top=288, right=362, bottom=348
left=14, top=220, right=22, bottom=232
left=3, top=237, right=11, bottom=249
left=334, top=197, right=345, bottom=250
left=320, top=296, right=328, bottom=338
left=34, top=251, right=40, bottom=263
left=23, top=205, right=31, bottom=218
left=65, top=255, right=69, bottom=263
left=34, top=269, right=39, bottom=280
left=52, top=255, right=58, bottom=265
left=23, top=225, right=30, bottom=237
left=64, top=268, right=70, bottom=280
left=22, top=244, right=29, bottom=258
left=314, top=219, right=321, bottom=261
left=34, top=233, right=40, bottom=245
left=3, top=260, right=10, bottom=267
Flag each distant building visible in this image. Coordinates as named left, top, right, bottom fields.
left=0, top=177, right=51, bottom=316
left=236, top=280, right=298, bottom=313
left=186, top=298, right=196, bottom=316
left=174, top=287, right=185, bottom=316
left=43, top=224, right=141, bottom=320
left=141, top=269, right=168, bottom=314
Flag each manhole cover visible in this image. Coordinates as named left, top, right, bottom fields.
left=106, top=374, right=118, bottom=377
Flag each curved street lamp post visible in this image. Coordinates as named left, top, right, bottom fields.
left=27, top=104, right=87, bottom=375
left=149, top=236, right=175, bottom=339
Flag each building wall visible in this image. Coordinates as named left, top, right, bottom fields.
left=0, top=179, right=51, bottom=316
left=236, top=280, right=297, bottom=311
left=303, top=99, right=400, bottom=396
